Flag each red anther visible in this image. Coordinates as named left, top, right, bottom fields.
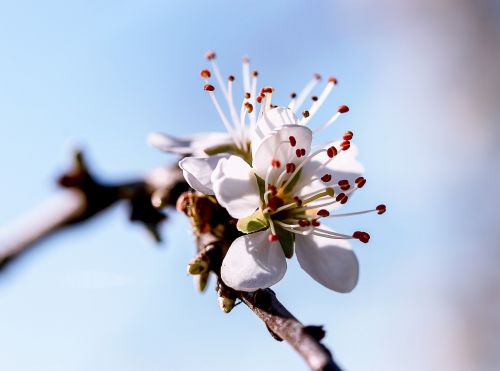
left=244, top=92, right=251, bottom=99
left=338, top=179, right=350, bottom=191
left=200, top=69, right=211, bottom=78
left=317, top=209, right=330, bottom=217
left=205, top=51, right=216, bottom=60
left=343, top=131, right=353, bottom=140
left=338, top=105, right=350, bottom=113
left=203, top=84, right=215, bottom=91
left=314, top=73, right=322, bottom=80
left=376, top=204, right=387, bottom=215
left=302, top=110, right=310, bottom=118
left=353, top=231, right=370, bottom=243
left=293, top=196, right=303, bottom=207
left=328, top=76, right=338, bottom=85
left=321, top=174, right=332, bottom=183
left=327, top=146, right=338, bottom=158
left=340, top=141, right=350, bottom=151
left=263, top=87, right=273, bottom=93
left=336, top=193, right=348, bottom=204
left=296, top=148, right=302, bottom=157
left=271, top=159, right=281, bottom=168
left=311, top=96, right=318, bottom=102
left=252, top=70, right=258, bottom=77
left=289, top=136, right=297, bottom=147
left=228, top=75, right=235, bottom=81
left=299, top=219, right=311, bottom=227
left=268, top=234, right=280, bottom=242
left=245, top=103, right=254, bottom=113
left=300, top=148, right=306, bottom=156
left=267, top=184, right=277, bottom=195
left=290, top=92, right=297, bottom=99
left=311, top=219, right=321, bottom=227
left=267, top=196, right=284, bottom=211
left=355, top=177, right=366, bottom=188
left=286, top=163, right=296, bottom=173
left=256, top=96, right=263, bottom=104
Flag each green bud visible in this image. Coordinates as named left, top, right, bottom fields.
left=194, top=271, right=210, bottom=292
left=218, top=296, right=235, bottom=313
left=187, top=254, right=209, bottom=275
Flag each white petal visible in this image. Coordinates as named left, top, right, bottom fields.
left=295, top=229, right=359, bottom=293
left=295, top=142, right=364, bottom=202
left=221, top=230, right=287, bottom=291
left=179, top=155, right=226, bottom=195
left=252, top=125, right=313, bottom=180
left=148, top=132, right=232, bottom=156
left=212, top=156, right=261, bottom=218
left=251, top=107, right=299, bottom=155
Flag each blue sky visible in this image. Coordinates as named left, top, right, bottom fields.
left=1, top=0, right=495, bottom=370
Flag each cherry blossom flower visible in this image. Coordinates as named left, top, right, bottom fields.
left=182, top=106, right=385, bottom=292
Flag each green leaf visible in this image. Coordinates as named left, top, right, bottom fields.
left=237, top=209, right=269, bottom=233
left=275, top=225, right=295, bottom=258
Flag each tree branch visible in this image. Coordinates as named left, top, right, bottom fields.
left=0, top=152, right=344, bottom=371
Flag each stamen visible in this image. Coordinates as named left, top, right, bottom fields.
left=338, top=180, right=350, bottom=191
left=340, top=141, right=350, bottom=151
left=314, top=105, right=349, bottom=133
left=286, top=163, right=296, bottom=173
left=268, top=233, right=279, bottom=242
left=343, top=131, right=353, bottom=140
left=317, top=209, right=330, bottom=217
left=321, top=174, right=332, bottom=182
left=289, top=73, right=321, bottom=113
left=300, top=76, right=337, bottom=125
left=200, top=69, right=211, bottom=78
left=336, top=193, right=348, bottom=204
left=326, top=146, right=337, bottom=158
left=376, top=204, right=387, bottom=214
left=355, top=177, right=366, bottom=188
left=289, top=136, right=297, bottom=147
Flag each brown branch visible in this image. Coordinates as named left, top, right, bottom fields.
left=0, top=152, right=345, bottom=371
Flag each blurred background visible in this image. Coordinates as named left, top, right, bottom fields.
left=1, top=0, right=499, bottom=370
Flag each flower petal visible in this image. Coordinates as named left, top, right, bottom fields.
left=252, top=125, right=313, bottom=180
left=251, top=107, right=299, bottom=155
left=295, top=142, right=364, bottom=203
left=221, top=230, right=287, bottom=291
left=212, top=155, right=261, bottom=218
left=295, top=229, right=359, bottom=293
left=148, top=132, right=232, bottom=156
left=179, top=155, right=226, bottom=195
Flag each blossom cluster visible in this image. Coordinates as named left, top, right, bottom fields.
left=150, top=52, right=385, bottom=293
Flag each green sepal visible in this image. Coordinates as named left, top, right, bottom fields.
left=275, top=225, right=295, bottom=258
left=237, top=209, right=269, bottom=234
left=204, top=143, right=252, bottom=164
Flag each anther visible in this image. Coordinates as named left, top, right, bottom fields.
left=299, top=219, right=311, bottom=227
left=242, top=56, right=250, bottom=63
left=353, top=231, right=370, bottom=243
left=355, top=177, right=366, bottom=188
left=300, top=148, right=306, bottom=156
left=338, top=180, right=350, bottom=191
left=205, top=51, right=216, bottom=60
left=293, top=196, right=303, bottom=207
left=244, top=92, right=251, bottom=99
left=268, top=234, right=280, bottom=242
left=296, top=149, right=302, bottom=157
left=252, top=70, right=258, bottom=77
left=327, top=146, right=338, bottom=158
left=321, top=174, right=332, bottom=182
left=302, top=110, right=310, bottom=118
left=290, top=92, right=297, bottom=99
left=245, top=103, right=254, bottom=113
left=263, top=87, right=273, bottom=94
left=343, top=131, right=353, bottom=140
left=328, top=76, right=338, bottom=85
left=203, top=84, right=215, bottom=91
left=311, top=219, right=321, bottom=227
left=289, top=136, right=297, bottom=147
left=267, top=184, right=277, bottom=196
left=267, top=196, right=285, bottom=211
left=271, top=159, right=281, bottom=168
left=317, top=209, right=330, bottom=217
left=256, top=96, right=263, bottom=104
left=200, top=69, right=211, bottom=78
left=286, top=163, right=296, bottom=173
left=336, top=193, right=348, bottom=204
left=228, top=75, right=235, bottom=81
left=338, top=105, right=349, bottom=113
left=311, top=96, right=318, bottom=102
left=340, top=141, right=350, bottom=151
left=314, top=73, right=322, bottom=80
left=376, top=204, right=386, bottom=215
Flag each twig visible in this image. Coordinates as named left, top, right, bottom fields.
left=0, top=152, right=345, bottom=370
